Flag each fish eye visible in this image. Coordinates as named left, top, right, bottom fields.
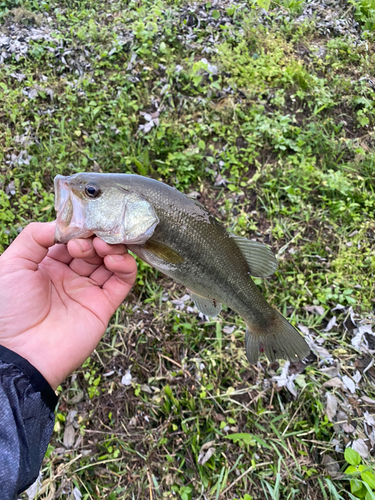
left=85, top=184, right=101, bottom=198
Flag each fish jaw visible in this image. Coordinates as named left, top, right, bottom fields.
left=54, top=175, right=94, bottom=243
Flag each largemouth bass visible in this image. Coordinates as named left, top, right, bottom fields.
left=54, top=173, right=310, bottom=364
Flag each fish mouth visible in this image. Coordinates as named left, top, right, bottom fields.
left=54, top=175, right=93, bottom=243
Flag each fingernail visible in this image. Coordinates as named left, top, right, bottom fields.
left=73, top=239, right=92, bottom=252
left=109, top=254, right=125, bottom=262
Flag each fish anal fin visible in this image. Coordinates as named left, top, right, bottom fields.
left=245, top=310, right=310, bottom=364
left=190, top=291, right=222, bottom=318
left=230, top=235, right=278, bottom=278
left=143, top=240, right=184, bottom=264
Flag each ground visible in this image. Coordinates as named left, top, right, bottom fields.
left=0, top=0, right=375, bottom=499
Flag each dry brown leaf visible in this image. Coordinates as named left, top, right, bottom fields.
left=198, top=446, right=215, bottom=465
left=63, top=424, right=75, bottom=449
left=321, top=454, right=340, bottom=477
left=324, top=316, right=337, bottom=332
left=342, top=423, right=355, bottom=433
left=342, top=375, right=356, bottom=394
left=351, top=438, right=369, bottom=458
left=361, top=396, right=375, bottom=405
left=305, top=305, right=325, bottom=316
left=326, top=392, right=338, bottom=422
left=320, top=365, right=340, bottom=378
left=322, top=377, right=345, bottom=390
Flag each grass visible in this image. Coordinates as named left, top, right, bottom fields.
left=1, top=0, right=375, bottom=499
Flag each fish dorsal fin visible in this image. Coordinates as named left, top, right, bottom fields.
left=143, top=240, right=184, bottom=264
left=230, top=235, right=278, bottom=277
left=190, top=291, right=222, bottom=318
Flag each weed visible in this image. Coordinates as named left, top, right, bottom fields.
left=1, top=0, right=374, bottom=498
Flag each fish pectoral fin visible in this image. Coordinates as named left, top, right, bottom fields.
left=245, top=311, right=310, bottom=364
left=143, top=240, right=184, bottom=264
left=230, top=235, right=278, bottom=277
left=190, top=292, right=222, bottom=318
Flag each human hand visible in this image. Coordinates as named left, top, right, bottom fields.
left=0, top=222, right=137, bottom=389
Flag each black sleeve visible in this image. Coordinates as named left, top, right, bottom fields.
left=0, top=345, right=58, bottom=500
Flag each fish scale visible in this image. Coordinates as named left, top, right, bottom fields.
left=127, top=187, right=272, bottom=326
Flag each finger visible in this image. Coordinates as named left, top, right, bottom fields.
left=89, top=265, right=113, bottom=287
left=47, top=243, right=73, bottom=265
left=93, top=238, right=128, bottom=258
left=67, top=238, right=97, bottom=260
left=69, top=258, right=103, bottom=277
left=102, top=254, right=137, bottom=309
left=0, top=222, right=56, bottom=270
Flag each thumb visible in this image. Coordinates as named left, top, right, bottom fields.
left=0, top=222, right=56, bottom=270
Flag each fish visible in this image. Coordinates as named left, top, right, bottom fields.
left=54, top=172, right=310, bottom=364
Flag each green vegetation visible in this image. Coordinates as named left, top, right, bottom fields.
left=1, top=0, right=374, bottom=498
left=344, top=448, right=375, bottom=499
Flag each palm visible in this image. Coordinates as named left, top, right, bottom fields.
left=0, top=223, right=137, bottom=389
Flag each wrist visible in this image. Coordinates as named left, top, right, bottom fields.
left=0, top=345, right=58, bottom=406
left=0, top=338, right=61, bottom=390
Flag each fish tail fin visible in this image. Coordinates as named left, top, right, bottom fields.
left=245, top=310, right=310, bottom=364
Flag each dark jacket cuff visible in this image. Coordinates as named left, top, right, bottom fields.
left=0, top=345, right=58, bottom=411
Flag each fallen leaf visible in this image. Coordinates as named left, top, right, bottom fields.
left=364, top=412, right=375, bottom=427
left=25, top=473, right=42, bottom=500
left=363, top=358, right=374, bottom=374
left=69, top=390, right=84, bottom=404
left=305, top=305, right=325, bottom=316
left=198, top=446, right=215, bottom=465
left=288, top=361, right=306, bottom=375
left=297, top=324, right=310, bottom=336
left=63, top=409, right=77, bottom=448
left=305, top=335, right=332, bottom=361
left=320, top=364, right=340, bottom=378
left=342, top=423, right=355, bottom=433
left=337, top=410, right=347, bottom=423
left=214, top=174, right=227, bottom=186
left=332, top=304, right=346, bottom=311
left=186, top=191, right=201, bottom=199
left=272, top=361, right=298, bottom=397
left=342, top=375, right=356, bottom=394
left=10, top=72, right=26, bottom=81
left=322, top=377, right=345, bottom=390
left=121, top=371, right=132, bottom=386
left=200, top=440, right=215, bottom=451
left=140, top=384, right=152, bottom=394
left=324, top=316, right=337, bottom=332
left=348, top=230, right=359, bottom=237
left=5, top=180, right=16, bottom=196
left=351, top=439, right=369, bottom=459
left=321, top=454, right=340, bottom=477
left=354, top=357, right=373, bottom=370
left=326, top=392, right=338, bottom=422
left=223, top=325, right=236, bottom=334
left=352, top=370, right=362, bottom=384
left=68, top=487, right=82, bottom=500
left=73, top=434, right=83, bottom=449
left=352, top=325, right=373, bottom=352
left=143, top=120, right=154, bottom=133
left=361, top=396, right=375, bottom=405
